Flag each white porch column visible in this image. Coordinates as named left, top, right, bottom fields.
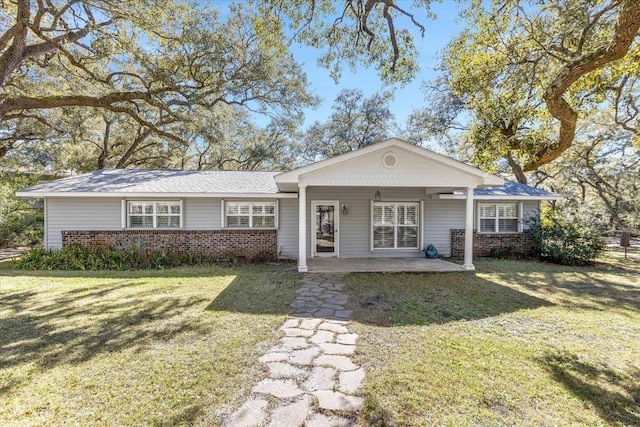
left=463, top=186, right=476, bottom=271
left=298, top=184, right=308, bottom=272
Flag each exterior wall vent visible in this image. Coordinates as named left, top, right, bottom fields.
left=382, top=152, right=398, bottom=168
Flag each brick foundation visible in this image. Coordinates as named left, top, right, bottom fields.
left=450, top=229, right=534, bottom=257
left=61, top=229, right=277, bottom=261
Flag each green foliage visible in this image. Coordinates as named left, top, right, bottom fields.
left=537, top=119, right=640, bottom=230
left=259, top=0, right=433, bottom=85
left=227, top=253, right=240, bottom=265
left=528, top=210, right=605, bottom=266
left=299, top=88, right=397, bottom=162
left=488, top=245, right=531, bottom=260
left=0, top=173, right=44, bottom=247
left=418, top=0, right=639, bottom=175
left=1, top=1, right=315, bottom=170
left=10, top=245, right=245, bottom=271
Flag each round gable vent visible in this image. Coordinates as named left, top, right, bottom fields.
left=382, top=152, right=398, bottom=168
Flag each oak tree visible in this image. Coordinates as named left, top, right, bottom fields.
left=0, top=1, right=314, bottom=161
left=299, top=88, right=395, bottom=162
left=407, top=0, right=639, bottom=182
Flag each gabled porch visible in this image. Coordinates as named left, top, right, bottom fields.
left=274, top=138, right=505, bottom=273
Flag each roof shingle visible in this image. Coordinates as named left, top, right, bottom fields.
left=474, top=180, right=558, bottom=197
left=18, top=169, right=281, bottom=194
left=18, top=170, right=560, bottom=200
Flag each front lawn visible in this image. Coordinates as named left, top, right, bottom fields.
left=2, top=256, right=638, bottom=426
left=346, top=255, right=640, bottom=426
left=0, top=265, right=298, bottom=426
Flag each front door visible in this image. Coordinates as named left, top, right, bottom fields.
left=312, top=201, right=339, bottom=257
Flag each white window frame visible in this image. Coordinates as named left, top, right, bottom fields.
left=223, top=200, right=278, bottom=229
left=126, top=200, right=183, bottom=229
left=370, top=201, right=420, bottom=250
left=478, top=202, right=519, bottom=234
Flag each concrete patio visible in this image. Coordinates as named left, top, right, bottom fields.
left=306, top=257, right=468, bottom=273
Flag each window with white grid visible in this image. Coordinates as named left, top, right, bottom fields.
left=372, top=202, right=419, bottom=249
left=127, top=201, right=181, bottom=229
left=478, top=203, right=518, bottom=233
left=225, top=201, right=276, bottom=229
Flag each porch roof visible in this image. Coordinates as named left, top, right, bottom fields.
left=435, top=180, right=562, bottom=201
left=275, top=138, right=504, bottom=192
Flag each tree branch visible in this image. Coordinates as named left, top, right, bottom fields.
left=0, top=0, right=30, bottom=87
left=526, top=0, right=640, bottom=171
left=0, top=92, right=185, bottom=146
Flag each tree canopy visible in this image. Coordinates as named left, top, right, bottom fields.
left=417, top=0, right=639, bottom=176
left=0, top=0, right=315, bottom=163
left=259, top=0, right=433, bottom=85
left=3, top=0, right=638, bottom=174
left=298, top=88, right=396, bottom=163
left=266, top=0, right=639, bottom=177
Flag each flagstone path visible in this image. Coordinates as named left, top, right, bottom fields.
left=225, top=274, right=364, bottom=427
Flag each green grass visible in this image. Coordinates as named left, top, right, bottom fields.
left=345, top=254, right=640, bottom=426
left=0, top=265, right=299, bottom=426
left=2, top=254, right=639, bottom=426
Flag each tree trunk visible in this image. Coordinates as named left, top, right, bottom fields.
left=97, top=119, right=112, bottom=169
left=506, top=152, right=527, bottom=184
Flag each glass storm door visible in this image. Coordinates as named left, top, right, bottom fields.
left=313, top=202, right=339, bottom=257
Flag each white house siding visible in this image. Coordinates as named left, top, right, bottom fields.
left=46, top=197, right=122, bottom=248
left=473, top=200, right=540, bottom=231
left=277, top=198, right=299, bottom=259
left=424, top=199, right=466, bottom=257
left=299, top=146, right=483, bottom=188
left=183, top=198, right=221, bottom=230
left=45, top=194, right=541, bottom=257
left=47, top=197, right=223, bottom=249
left=306, top=187, right=427, bottom=258
left=414, top=199, right=541, bottom=258
left=300, top=190, right=542, bottom=259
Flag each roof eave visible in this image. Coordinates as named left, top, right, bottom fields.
left=436, top=194, right=562, bottom=201
left=15, top=191, right=297, bottom=199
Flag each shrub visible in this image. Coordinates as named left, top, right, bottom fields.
left=11, top=245, right=221, bottom=271
left=528, top=211, right=605, bottom=265
left=488, top=245, right=530, bottom=260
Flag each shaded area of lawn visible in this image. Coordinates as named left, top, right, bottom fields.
left=346, top=271, right=551, bottom=326
left=541, top=352, right=640, bottom=426
left=206, top=270, right=296, bottom=315
left=0, top=265, right=298, bottom=426
left=345, top=257, right=640, bottom=426
left=1, top=282, right=209, bottom=370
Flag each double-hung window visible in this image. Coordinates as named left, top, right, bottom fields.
left=479, top=203, right=518, bottom=233
left=372, top=202, right=419, bottom=249
left=127, top=201, right=181, bottom=229
left=225, top=201, right=276, bottom=228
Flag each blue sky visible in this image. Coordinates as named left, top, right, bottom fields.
left=288, top=2, right=465, bottom=127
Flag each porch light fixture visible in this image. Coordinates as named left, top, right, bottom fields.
left=374, top=190, right=381, bottom=202
left=341, top=204, right=349, bottom=215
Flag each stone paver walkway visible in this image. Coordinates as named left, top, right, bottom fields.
left=225, top=274, right=364, bottom=427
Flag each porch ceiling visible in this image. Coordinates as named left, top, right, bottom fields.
left=306, top=257, right=468, bottom=273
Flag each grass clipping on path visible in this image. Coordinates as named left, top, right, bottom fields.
left=0, top=266, right=298, bottom=426
left=345, top=257, right=640, bottom=427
